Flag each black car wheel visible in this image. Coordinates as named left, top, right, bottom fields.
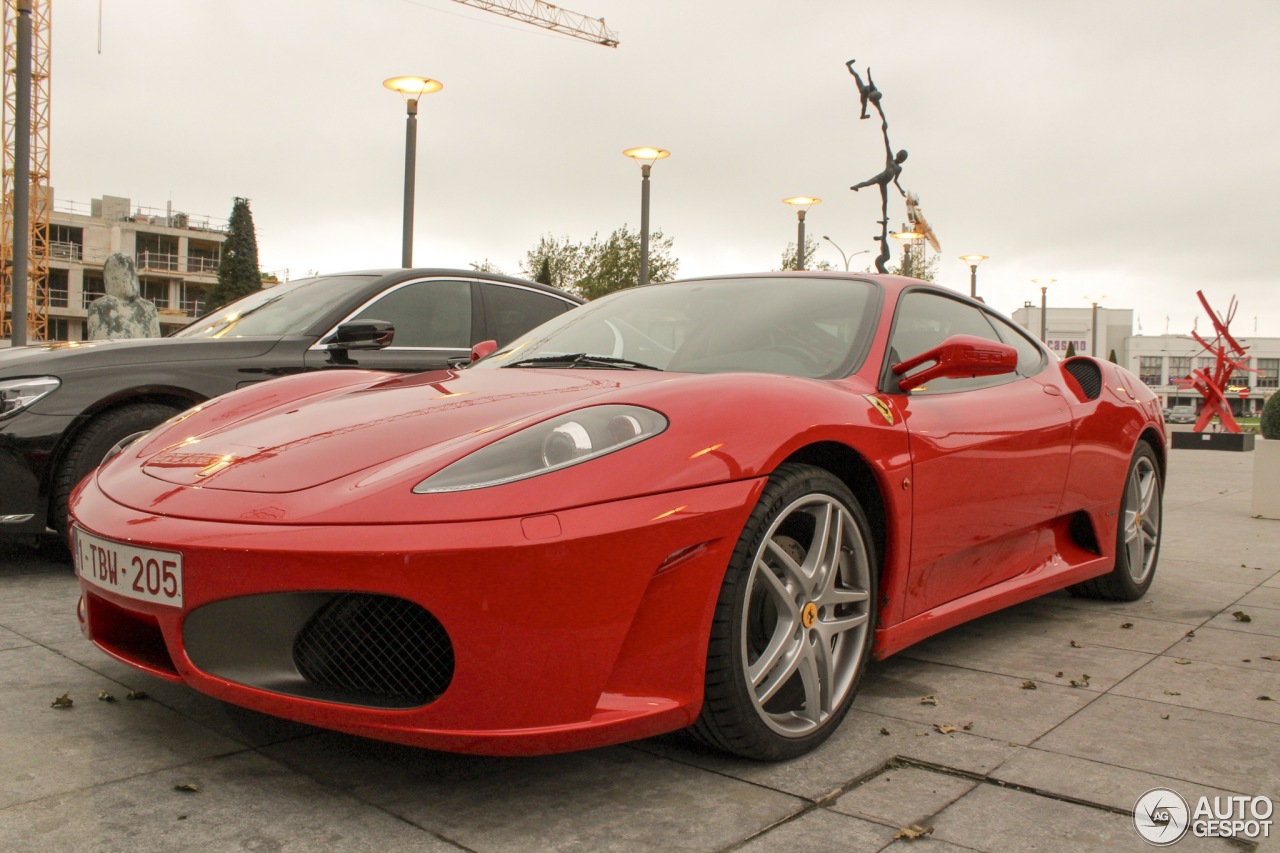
left=692, top=463, right=877, bottom=760
left=51, top=402, right=181, bottom=540
left=1069, top=442, right=1163, bottom=601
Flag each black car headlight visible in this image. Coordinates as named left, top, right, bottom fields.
left=414, top=405, right=667, bottom=493
left=0, top=376, right=60, bottom=419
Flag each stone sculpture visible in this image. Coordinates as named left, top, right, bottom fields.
left=86, top=254, right=161, bottom=340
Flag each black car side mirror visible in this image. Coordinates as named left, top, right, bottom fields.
left=326, top=320, right=395, bottom=351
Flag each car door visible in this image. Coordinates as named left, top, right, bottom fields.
left=306, top=277, right=476, bottom=372
left=885, top=289, right=1074, bottom=619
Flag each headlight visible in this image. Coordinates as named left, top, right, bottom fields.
left=0, top=376, right=60, bottom=419
left=414, top=404, right=667, bottom=493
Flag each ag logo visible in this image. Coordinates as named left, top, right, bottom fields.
left=1134, top=788, right=1190, bottom=845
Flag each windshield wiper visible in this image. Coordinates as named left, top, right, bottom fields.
left=503, top=352, right=663, bottom=371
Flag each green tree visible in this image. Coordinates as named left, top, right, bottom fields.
left=520, top=234, right=587, bottom=292
left=889, top=247, right=939, bottom=281
left=576, top=226, right=678, bottom=301
left=1261, top=389, right=1280, bottom=439
left=1065, top=341, right=1077, bottom=358
left=533, top=257, right=552, bottom=286
left=777, top=237, right=834, bottom=271
left=470, top=259, right=504, bottom=275
left=1108, top=349, right=1119, bottom=364
left=205, top=197, right=261, bottom=311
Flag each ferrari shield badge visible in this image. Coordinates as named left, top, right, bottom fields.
left=863, top=394, right=895, bottom=426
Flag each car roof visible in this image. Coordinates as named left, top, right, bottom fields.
left=326, top=269, right=583, bottom=303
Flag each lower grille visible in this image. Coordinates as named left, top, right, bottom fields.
left=293, top=594, right=454, bottom=705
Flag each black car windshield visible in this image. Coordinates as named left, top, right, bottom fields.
left=476, top=276, right=879, bottom=379
left=173, top=275, right=378, bottom=339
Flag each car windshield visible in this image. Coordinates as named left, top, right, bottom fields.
left=173, top=275, right=377, bottom=339
left=475, top=276, right=879, bottom=379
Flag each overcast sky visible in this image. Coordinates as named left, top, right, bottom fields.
left=49, top=0, right=1280, bottom=336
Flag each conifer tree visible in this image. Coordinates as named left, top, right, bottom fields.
left=206, top=197, right=261, bottom=311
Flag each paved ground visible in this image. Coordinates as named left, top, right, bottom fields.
left=1, top=443, right=1277, bottom=852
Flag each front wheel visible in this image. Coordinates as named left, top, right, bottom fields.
left=692, top=464, right=877, bottom=760
left=1070, top=442, right=1163, bottom=601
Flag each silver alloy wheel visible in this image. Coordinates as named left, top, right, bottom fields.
left=740, top=493, right=873, bottom=737
left=1123, top=455, right=1161, bottom=584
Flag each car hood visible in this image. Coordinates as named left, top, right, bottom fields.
left=134, top=367, right=675, bottom=493
left=0, top=336, right=281, bottom=375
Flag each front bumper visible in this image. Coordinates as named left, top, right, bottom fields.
left=72, top=474, right=764, bottom=755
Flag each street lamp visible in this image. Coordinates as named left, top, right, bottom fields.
left=782, top=197, right=821, bottom=271
left=1085, top=294, right=1106, bottom=357
left=959, top=254, right=988, bottom=299
left=1032, top=278, right=1055, bottom=343
left=892, top=228, right=924, bottom=275
left=384, top=75, right=443, bottom=269
left=822, top=236, right=870, bottom=272
left=623, top=147, right=670, bottom=286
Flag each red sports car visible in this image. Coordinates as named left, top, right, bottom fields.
left=70, top=273, right=1165, bottom=760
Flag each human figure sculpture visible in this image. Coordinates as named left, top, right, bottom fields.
left=846, top=59, right=881, bottom=120
left=86, top=253, right=161, bottom=340
left=846, top=57, right=908, bottom=274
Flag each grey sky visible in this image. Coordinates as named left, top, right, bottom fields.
left=51, top=0, right=1280, bottom=335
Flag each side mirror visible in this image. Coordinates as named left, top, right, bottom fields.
left=326, top=319, right=394, bottom=351
left=892, top=334, right=1018, bottom=392
left=469, top=339, right=498, bottom=363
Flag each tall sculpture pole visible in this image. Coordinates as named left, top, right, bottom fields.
left=846, top=59, right=907, bottom=274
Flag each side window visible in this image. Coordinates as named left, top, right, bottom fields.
left=353, top=279, right=472, bottom=348
left=988, top=313, right=1047, bottom=376
left=886, top=290, right=1013, bottom=394
left=482, top=284, right=574, bottom=346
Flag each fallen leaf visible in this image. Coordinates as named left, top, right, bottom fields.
left=126, top=690, right=149, bottom=701
left=1260, top=696, right=1275, bottom=702
left=1161, top=714, right=1170, bottom=720
left=50, top=693, right=73, bottom=709
left=1175, top=659, right=1192, bottom=665
left=1261, top=655, right=1280, bottom=662
left=1233, top=611, right=1253, bottom=623
left=1055, top=671, right=1064, bottom=678
left=1070, top=640, right=1083, bottom=648
left=1121, top=623, right=1134, bottom=629
left=1243, top=659, right=1253, bottom=663
left=934, top=724, right=958, bottom=734
left=919, top=695, right=939, bottom=706
left=879, top=727, right=891, bottom=736
left=963, top=722, right=974, bottom=731
left=1021, top=680, right=1037, bottom=690
left=1070, top=675, right=1091, bottom=688
left=97, top=690, right=116, bottom=702
left=1163, top=689, right=1181, bottom=696
left=894, top=824, right=934, bottom=841
left=1185, top=630, right=1196, bottom=638
left=173, top=784, right=199, bottom=793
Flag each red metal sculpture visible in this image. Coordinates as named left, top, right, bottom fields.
left=1176, top=291, right=1255, bottom=433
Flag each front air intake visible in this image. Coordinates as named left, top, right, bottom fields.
left=293, top=594, right=454, bottom=705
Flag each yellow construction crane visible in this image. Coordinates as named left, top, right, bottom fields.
left=1, top=0, right=51, bottom=342
left=448, top=0, right=618, bottom=47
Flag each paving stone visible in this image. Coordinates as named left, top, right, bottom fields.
left=0, top=569, right=84, bottom=646
left=1235, top=585, right=1280, bottom=611
left=1157, top=558, right=1275, bottom=588
left=1109, top=655, right=1280, bottom=723
left=0, top=624, right=31, bottom=651
left=1165, top=625, right=1280, bottom=673
left=830, top=765, right=976, bottom=828
left=736, top=807, right=894, bottom=852
left=264, top=733, right=805, bottom=853
left=0, top=750, right=456, bottom=853
left=0, top=645, right=243, bottom=810
left=1032, top=694, right=1280, bottom=800
left=1204, top=607, right=1280, bottom=638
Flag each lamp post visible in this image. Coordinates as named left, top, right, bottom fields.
left=1032, top=278, right=1055, bottom=343
left=959, top=254, right=988, bottom=299
left=623, top=147, right=670, bottom=286
left=822, top=236, right=870, bottom=272
left=384, top=75, right=443, bottom=269
left=891, top=228, right=924, bottom=276
left=1085, top=295, right=1105, bottom=357
left=782, top=197, right=821, bottom=271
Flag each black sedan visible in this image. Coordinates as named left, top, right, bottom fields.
left=0, top=268, right=580, bottom=540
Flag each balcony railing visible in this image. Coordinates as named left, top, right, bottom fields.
left=50, top=241, right=83, bottom=261
left=137, top=250, right=179, bottom=272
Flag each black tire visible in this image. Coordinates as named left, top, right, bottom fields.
left=692, top=463, right=877, bottom=760
left=1069, top=442, right=1162, bottom=601
left=51, top=402, right=180, bottom=541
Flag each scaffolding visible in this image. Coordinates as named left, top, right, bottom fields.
left=1, top=0, right=51, bottom=342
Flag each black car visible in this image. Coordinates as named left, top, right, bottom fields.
left=0, top=269, right=581, bottom=540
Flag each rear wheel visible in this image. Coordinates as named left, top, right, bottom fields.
left=51, top=402, right=181, bottom=540
left=1070, top=443, right=1162, bottom=601
left=692, top=463, right=877, bottom=760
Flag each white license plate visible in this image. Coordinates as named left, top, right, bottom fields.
left=74, top=527, right=183, bottom=607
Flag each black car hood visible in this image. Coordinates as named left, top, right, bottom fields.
left=0, top=336, right=284, bottom=377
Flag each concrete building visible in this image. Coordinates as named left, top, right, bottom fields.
left=1011, top=303, right=1278, bottom=417
left=39, top=194, right=228, bottom=341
